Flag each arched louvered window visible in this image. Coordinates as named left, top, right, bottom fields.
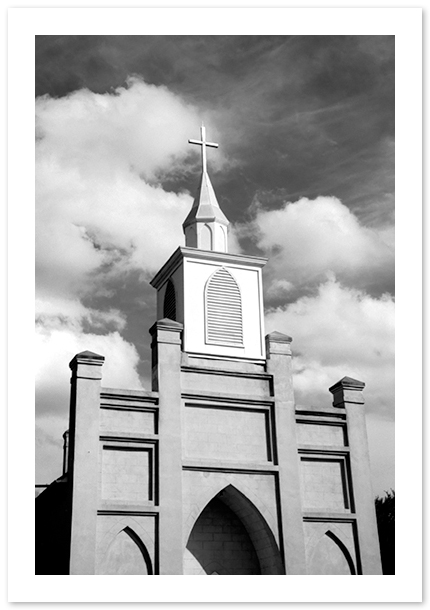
left=163, top=279, right=176, bottom=321
left=205, top=268, right=243, bottom=346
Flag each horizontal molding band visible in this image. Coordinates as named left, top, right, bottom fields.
left=296, top=417, right=346, bottom=425
left=298, top=447, right=350, bottom=456
left=100, top=434, right=158, bottom=444
left=182, top=391, right=274, bottom=406
left=303, top=512, right=356, bottom=523
left=100, top=390, right=158, bottom=405
left=97, top=510, right=159, bottom=517
left=100, top=404, right=158, bottom=412
left=184, top=402, right=269, bottom=414
left=295, top=407, right=345, bottom=417
left=181, top=365, right=271, bottom=381
left=183, top=464, right=278, bottom=475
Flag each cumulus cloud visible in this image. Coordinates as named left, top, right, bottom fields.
left=36, top=323, right=143, bottom=413
left=265, top=277, right=394, bottom=417
left=36, top=77, right=211, bottom=477
left=249, top=195, right=394, bottom=295
left=35, top=319, right=144, bottom=481
left=36, top=78, right=206, bottom=299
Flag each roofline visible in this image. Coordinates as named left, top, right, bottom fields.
left=150, top=247, right=268, bottom=289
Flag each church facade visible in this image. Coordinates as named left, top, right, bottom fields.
left=36, top=127, right=382, bottom=575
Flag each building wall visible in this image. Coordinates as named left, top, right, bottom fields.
left=39, top=329, right=382, bottom=576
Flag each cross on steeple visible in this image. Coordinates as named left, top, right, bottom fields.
left=188, top=124, right=218, bottom=173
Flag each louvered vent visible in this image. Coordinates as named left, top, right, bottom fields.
left=206, top=268, right=243, bottom=346
left=163, top=279, right=176, bottom=321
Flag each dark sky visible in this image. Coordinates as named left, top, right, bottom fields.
left=36, top=35, right=394, bottom=230
left=35, top=35, right=395, bottom=491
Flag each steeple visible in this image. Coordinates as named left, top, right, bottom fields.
left=183, top=125, right=229, bottom=252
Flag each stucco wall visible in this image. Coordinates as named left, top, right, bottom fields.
left=183, top=405, right=269, bottom=462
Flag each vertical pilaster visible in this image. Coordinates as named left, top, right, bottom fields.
left=329, top=377, right=383, bottom=575
left=265, top=332, right=307, bottom=575
left=150, top=318, right=184, bottom=575
left=68, top=350, right=104, bottom=575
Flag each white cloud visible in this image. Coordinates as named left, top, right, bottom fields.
left=265, top=277, right=394, bottom=417
left=35, top=77, right=207, bottom=478
left=36, top=297, right=127, bottom=332
left=36, top=77, right=227, bottom=302
left=250, top=195, right=394, bottom=291
left=36, top=323, right=143, bottom=414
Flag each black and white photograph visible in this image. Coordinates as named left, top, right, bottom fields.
left=7, top=5, right=422, bottom=603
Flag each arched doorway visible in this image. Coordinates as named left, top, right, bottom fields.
left=184, top=485, right=284, bottom=575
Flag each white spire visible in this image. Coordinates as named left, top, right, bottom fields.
left=183, top=125, right=229, bottom=252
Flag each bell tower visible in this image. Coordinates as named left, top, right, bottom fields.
left=150, top=126, right=267, bottom=361
left=37, top=124, right=383, bottom=577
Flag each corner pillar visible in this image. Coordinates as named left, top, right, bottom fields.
left=150, top=318, right=184, bottom=575
left=68, top=350, right=104, bottom=575
left=265, top=332, right=307, bottom=575
left=329, top=377, right=383, bottom=575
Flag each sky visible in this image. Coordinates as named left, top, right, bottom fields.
left=35, top=35, right=395, bottom=494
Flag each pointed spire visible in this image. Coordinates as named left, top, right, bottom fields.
left=183, top=125, right=229, bottom=252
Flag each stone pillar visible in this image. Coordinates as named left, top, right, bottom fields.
left=329, top=377, right=383, bottom=575
left=265, top=332, right=307, bottom=575
left=68, top=350, right=104, bottom=575
left=150, top=318, right=184, bottom=575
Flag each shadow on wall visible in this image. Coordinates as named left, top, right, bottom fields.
left=185, top=484, right=284, bottom=575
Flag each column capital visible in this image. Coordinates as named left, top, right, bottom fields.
left=265, top=331, right=293, bottom=357
left=329, top=376, right=365, bottom=407
left=149, top=318, right=183, bottom=345
left=69, top=350, right=105, bottom=379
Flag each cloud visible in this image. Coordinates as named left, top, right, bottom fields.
left=248, top=195, right=394, bottom=296
left=265, top=277, right=394, bottom=417
left=36, top=323, right=143, bottom=415
left=36, top=78, right=204, bottom=298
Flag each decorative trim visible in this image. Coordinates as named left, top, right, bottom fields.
left=182, top=365, right=271, bottom=382
left=182, top=391, right=273, bottom=407
left=150, top=246, right=267, bottom=290
left=100, top=435, right=158, bottom=444
left=303, top=512, right=357, bottom=522
left=97, top=510, right=159, bottom=517
left=296, top=411, right=346, bottom=420
left=182, top=462, right=278, bottom=475
left=295, top=407, right=346, bottom=418
left=298, top=446, right=350, bottom=455
left=100, top=405, right=158, bottom=415
left=100, top=388, right=158, bottom=404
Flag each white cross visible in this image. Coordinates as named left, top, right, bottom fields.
left=189, top=124, right=218, bottom=173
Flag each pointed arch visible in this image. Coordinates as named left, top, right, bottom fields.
left=123, top=527, right=153, bottom=575
left=205, top=267, right=243, bottom=347
left=308, top=528, right=356, bottom=575
left=325, top=530, right=356, bottom=575
left=97, top=526, right=153, bottom=575
left=96, top=517, right=155, bottom=575
left=201, top=223, right=213, bottom=250
left=163, top=279, right=176, bottom=321
left=185, top=484, right=284, bottom=575
left=217, top=224, right=227, bottom=252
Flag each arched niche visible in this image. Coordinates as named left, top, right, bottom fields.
left=163, top=279, right=176, bottom=321
left=309, top=529, right=356, bottom=575
left=184, top=485, right=284, bottom=575
left=200, top=223, right=213, bottom=250
left=97, top=526, right=153, bottom=575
